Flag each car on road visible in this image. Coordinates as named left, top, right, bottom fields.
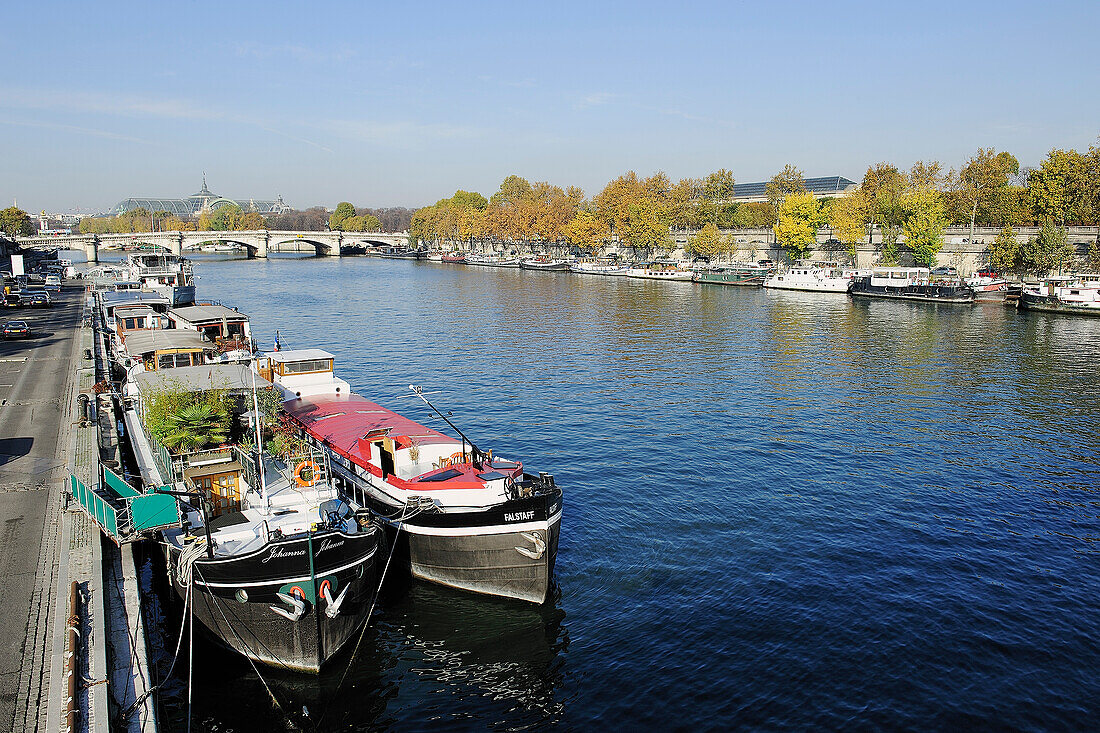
left=44, top=275, right=62, bottom=292
left=19, top=290, right=51, bottom=308
left=2, top=320, right=31, bottom=339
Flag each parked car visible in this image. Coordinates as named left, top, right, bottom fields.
left=2, top=320, right=31, bottom=339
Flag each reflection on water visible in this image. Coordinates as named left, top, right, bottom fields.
left=133, top=257, right=1100, bottom=730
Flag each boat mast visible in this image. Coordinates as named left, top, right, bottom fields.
left=408, top=385, right=490, bottom=468
left=249, top=341, right=269, bottom=509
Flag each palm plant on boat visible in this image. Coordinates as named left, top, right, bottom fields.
left=142, top=383, right=233, bottom=455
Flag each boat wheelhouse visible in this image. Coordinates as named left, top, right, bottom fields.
left=120, top=253, right=196, bottom=306
left=849, top=267, right=975, bottom=303
left=269, top=350, right=562, bottom=604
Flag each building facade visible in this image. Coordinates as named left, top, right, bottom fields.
left=107, top=176, right=292, bottom=218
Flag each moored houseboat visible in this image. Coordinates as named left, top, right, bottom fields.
left=1019, top=274, right=1100, bottom=316
left=625, top=261, right=694, bottom=281
left=519, top=256, right=571, bottom=271
left=763, top=261, right=866, bottom=293
left=264, top=349, right=562, bottom=604
left=694, top=261, right=774, bottom=287
left=849, top=266, right=975, bottom=303
left=569, top=259, right=631, bottom=276
left=111, top=326, right=387, bottom=673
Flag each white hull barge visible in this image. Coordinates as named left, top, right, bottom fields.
left=267, top=351, right=562, bottom=604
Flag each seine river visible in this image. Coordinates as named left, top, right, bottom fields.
left=123, top=254, right=1100, bottom=731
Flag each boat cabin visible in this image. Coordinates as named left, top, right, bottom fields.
left=121, top=330, right=211, bottom=371
left=167, top=304, right=251, bottom=345
left=869, top=267, right=930, bottom=287
left=100, top=290, right=172, bottom=323
left=113, top=305, right=163, bottom=337
left=264, top=349, right=350, bottom=400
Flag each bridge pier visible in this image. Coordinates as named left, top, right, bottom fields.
left=254, top=232, right=268, bottom=259
left=168, top=233, right=183, bottom=257
left=87, top=235, right=99, bottom=264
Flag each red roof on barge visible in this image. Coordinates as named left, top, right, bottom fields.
left=283, top=394, right=458, bottom=467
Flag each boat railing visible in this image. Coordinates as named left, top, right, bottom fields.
left=69, top=467, right=181, bottom=545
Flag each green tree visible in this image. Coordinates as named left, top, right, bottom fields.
left=1088, top=238, right=1100, bottom=272
left=901, top=186, right=947, bottom=267
left=237, top=211, right=267, bottom=230
left=688, top=222, right=722, bottom=260
left=702, top=169, right=735, bottom=224
left=861, top=163, right=906, bottom=245
left=732, top=202, right=772, bottom=228
left=1023, top=219, right=1075, bottom=274
left=329, top=201, right=356, bottom=231
left=0, top=207, right=35, bottom=237
left=775, top=192, right=824, bottom=261
left=1028, top=149, right=1090, bottom=225
left=205, top=204, right=243, bottom=231
left=621, top=197, right=669, bottom=255
left=988, top=225, right=1020, bottom=273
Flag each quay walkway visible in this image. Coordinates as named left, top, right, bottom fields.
left=1, top=285, right=156, bottom=733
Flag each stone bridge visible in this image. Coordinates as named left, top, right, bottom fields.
left=16, top=230, right=409, bottom=262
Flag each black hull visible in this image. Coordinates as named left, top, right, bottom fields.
left=328, top=460, right=562, bottom=603
left=1019, top=293, right=1100, bottom=317
left=379, top=251, right=427, bottom=260
left=166, top=526, right=384, bottom=672
left=850, top=282, right=975, bottom=303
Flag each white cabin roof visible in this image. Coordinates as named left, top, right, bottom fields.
left=267, top=348, right=334, bottom=364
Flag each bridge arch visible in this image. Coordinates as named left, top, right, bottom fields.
left=268, top=236, right=335, bottom=256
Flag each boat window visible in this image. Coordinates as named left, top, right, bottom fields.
left=420, top=468, right=463, bottom=482
left=477, top=471, right=507, bottom=480
left=281, top=359, right=333, bottom=375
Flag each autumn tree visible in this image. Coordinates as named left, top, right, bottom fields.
left=688, top=222, right=722, bottom=260
left=952, top=148, right=1019, bottom=243
left=732, top=202, right=772, bottom=228
left=829, top=194, right=866, bottom=263
left=775, top=192, right=824, bottom=261
left=765, top=164, right=807, bottom=223
left=564, top=209, right=608, bottom=250
left=0, top=207, right=35, bottom=237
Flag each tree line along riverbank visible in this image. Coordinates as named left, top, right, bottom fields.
left=408, top=143, right=1100, bottom=275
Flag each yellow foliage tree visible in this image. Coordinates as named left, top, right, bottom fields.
left=829, top=194, right=866, bottom=262
left=775, top=192, right=825, bottom=261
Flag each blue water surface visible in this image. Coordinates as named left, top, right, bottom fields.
left=152, top=256, right=1100, bottom=731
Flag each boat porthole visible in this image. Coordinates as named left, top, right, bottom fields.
left=235, top=589, right=248, bottom=603
left=336, top=387, right=340, bottom=392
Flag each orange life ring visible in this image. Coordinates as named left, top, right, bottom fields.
left=294, top=460, right=318, bottom=487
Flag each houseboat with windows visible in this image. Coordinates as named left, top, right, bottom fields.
left=166, top=304, right=253, bottom=363
left=118, top=354, right=387, bottom=673
left=120, top=253, right=196, bottom=306
left=763, top=261, right=866, bottom=293
left=1019, top=274, right=1100, bottom=316
left=569, top=258, right=631, bottom=276
left=694, top=261, right=774, bottom=287
left=625, top=261, right=694, bottom=281
left=520, top=256, right=571, bottom=271
left=849, top=266, right=976, bottom=303
left=265, top=349, right=562, bottom=604
left=466, top=253, right=521, bottom=267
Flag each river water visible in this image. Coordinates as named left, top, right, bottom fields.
left=129, top=254, right=1100, bottom=731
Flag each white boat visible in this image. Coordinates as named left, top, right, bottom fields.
left=466, top=254, right=521, bottom=268
left=1020, top=274, right=1100, bottom=316
left=569, top=260, right=631, bottom=276
left=763, top=261, right=869, bottom=293
left=625, top=262, right=694, bottom=281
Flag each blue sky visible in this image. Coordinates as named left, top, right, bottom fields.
left=3, top=0, right=1098, bottom=213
